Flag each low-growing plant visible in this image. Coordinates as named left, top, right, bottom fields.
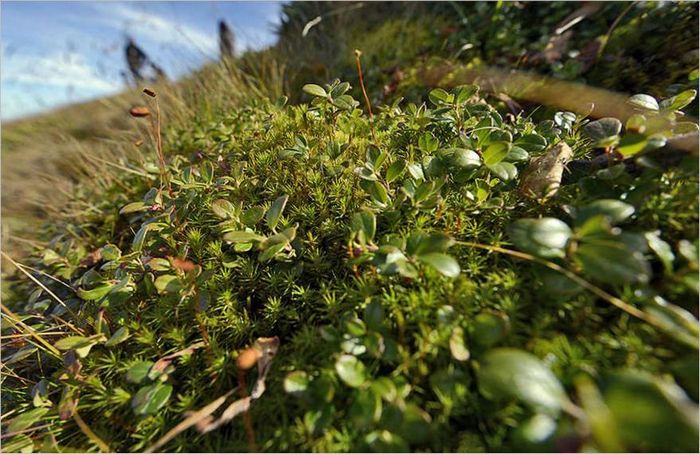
left=2, top=78, right=697, bottom=453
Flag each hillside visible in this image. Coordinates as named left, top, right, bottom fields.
left=1, top=2, right=698, bottom=453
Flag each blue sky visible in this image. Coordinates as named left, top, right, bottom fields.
left=1, top=1, right=282, bottom=120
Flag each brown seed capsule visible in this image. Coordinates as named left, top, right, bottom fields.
left=236, top=347, right=261, bottom=370
left=143, top=88, right=156, bottom=97
left=129, top=106, right=151, bottom=118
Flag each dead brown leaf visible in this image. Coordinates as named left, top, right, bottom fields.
left=518, top=142, right=574, bottom=200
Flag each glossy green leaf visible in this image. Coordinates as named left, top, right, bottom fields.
left=604, top=370, right=698, bottom=452
left=154, top=274, right=182, bottom=294
left=131, top=383, right=173, bottom=416
left=335, top=354, right=367, bottom=388
left=477, top=348, right=567, bottom=415
left=126, top=361, right=154, bottom=384
left=223, top=230, right=265, bottom=243
left=454, top=84, right=478, bottom=104
left=54, top=335, right=93, bottom=351
left=101, top=244, right=121, bottom=261
left=105, top=326, right=130, bottom=347
left=573, top=199, right=635, bottom=226
left=284, top=371, right=310, bottom=393
left=77, top=283, right=114, bottom=301
left=627, top=94, right=659, bottom=111
left=259, top=242, right=288, bottom=262
left=507, top=218, right=572, bottom=258
left=333, top=95, right=357, bottom=111
left=487, top=161, right=518, bottom=180
left=386, top=159, right=407, bottom=183
left=409, top=232, right=454, bottom=256
left=8, top=408, right=50, bottom=433
left=645, top=232, right=674, bottom=273
left=330, top=81, right=351, bottom=98
left=659, top=89, right=697, bottom=112
left=361, top=180, right=389, bottom=207
left=472, top=312, right=509, bottom=348
left=417, top=252, right=460, bottom=277
left=418, top=132, right=439, bottom=153
left=505, top=146, right=529, bottom=162
left=302, top=84, right=327, bottom=98
left=482, top=141, right=511, bottom=166
left=349, top=388, right=382, bottom=426
left=428, top=88, right=451, bottom=105
left=132, top=222, right=164, bottom=252
left=448, top=148, right=481, bottom=168
left=351, top=210, right=376, bottom=243
left=617, top=133, right=647, bottom=157
left=573, top=238, right=650, bottom=284
left=119, top=202, right=147, bottom=215
left=266, top=195, right=289, bottom=230
left=515, top=134, right=547, bottom=152
left=584, top=117, right=622, bottom=142
left=211, top=199, right=236, bottom=219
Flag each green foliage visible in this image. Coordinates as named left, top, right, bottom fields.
left=2, top=71, right=698, bottom=454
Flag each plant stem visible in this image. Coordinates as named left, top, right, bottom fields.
left=454, top=240, right=680, bottom=337
left=354, top=49, right=377, bottom=143
left=73, top=410, right=111, bottom=452
left=238, top=368, right=257, bottom=452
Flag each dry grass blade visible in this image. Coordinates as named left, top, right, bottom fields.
left=0, top=303, right=61, bottom=358
left=144, top=391, right=233, bottom=453
left=1, top=251, right=80, bottom=321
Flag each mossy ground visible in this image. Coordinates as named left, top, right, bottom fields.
left=2, top=2, right=698, bottom=453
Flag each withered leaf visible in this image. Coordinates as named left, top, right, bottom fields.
left=58, top=386, right=79, bottom=420
left=518, top=142, right=573, bottom=200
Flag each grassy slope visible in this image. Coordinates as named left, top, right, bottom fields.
left=1, top=2, right=699, bottom=453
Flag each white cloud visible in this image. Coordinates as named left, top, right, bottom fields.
left=88, top=3, right=219, bottom=59
left=3, top=52, right=121, bottom=92
left=1, top=51, right=123, bottom=120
